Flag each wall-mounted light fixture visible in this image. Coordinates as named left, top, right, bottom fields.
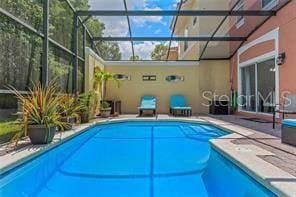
left=276, top=52, right=286, bottom=65
left=166, top=75, right=184, bottom=83
left=114, top=74, right=131, bottom=81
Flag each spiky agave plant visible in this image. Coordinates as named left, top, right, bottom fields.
left=77, top=91, right=95, bottom=122
left=59, top=95, right=82, bottom=118
left=58, top=95, right=82, bottom=129
left=8, top=81, right=67, bottom=130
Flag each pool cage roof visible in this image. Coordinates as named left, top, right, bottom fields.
left=0, top=0, right=291, bottom=94
left=74, top=0, right=290, bottom=62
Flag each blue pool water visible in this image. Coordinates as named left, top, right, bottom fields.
left=0, top=121, right=275, bottom=197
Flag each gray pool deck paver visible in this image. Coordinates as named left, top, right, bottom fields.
left=200, top=116, right=296, bottom=196
left=0, top=114, right=296, bottom=196
left=209, top=114, right=281, bottom=137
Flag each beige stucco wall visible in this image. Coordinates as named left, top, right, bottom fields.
left=84, top=48, right=104, bottom=93
left=105, top=60, right=230, bottom=114
left=84, top=48, right=105, bottom=110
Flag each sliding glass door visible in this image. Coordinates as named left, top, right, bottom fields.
left=241, top=64, right=256, bottom=112
left=240, top=58, right=276, bottom=114
left=257, top=59, right=276, bottom=113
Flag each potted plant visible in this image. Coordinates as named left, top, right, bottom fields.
left=100, top=101, right=111, bottom=118
left=94, top=69, right=120, bottom=117
left=58, top=95, right=81, bottom=130
left=78, top=92, right=94, bottom=123
left=9, top=82, right=66, bottom=144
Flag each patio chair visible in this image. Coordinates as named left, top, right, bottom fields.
left=170, top=95, right=192, bottom=117
left=273, top=94, right=296, bottom=128
left=138, top=95, right=157, bottom=116
left=282, top=119, right=296, bottom=146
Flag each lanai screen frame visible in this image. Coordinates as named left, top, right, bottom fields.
left=74, top=0, right=290, bottom=62
left=0, top=0, right=291, bottom=94
left=71, top=0, right=291, bottom=93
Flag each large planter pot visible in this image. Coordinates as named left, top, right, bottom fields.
left=80, top=111, right=89, bottom=123
left=27, top=125, right=56, bottom=145
left=100, top=107, right=111, bottom=118
left=59, top=117, right=75, bottom=131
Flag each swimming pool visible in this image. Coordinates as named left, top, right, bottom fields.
left=0, top=121, right=275, bottom=196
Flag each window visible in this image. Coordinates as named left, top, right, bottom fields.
left=262, top=0, right=278, bottom=9
left=241, top=65, right=256, bottom=112
left=235, top=0, right=244, bottom=28
left=184, top=28, right=189, bottom=52
left=257, top=59, right=276, bottom=113
left=142, top=75, right=156, bottom=81
left=193, top=17, right=197, bottom=26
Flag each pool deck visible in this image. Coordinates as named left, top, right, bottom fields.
left=0, top=114, right=296, bottom=196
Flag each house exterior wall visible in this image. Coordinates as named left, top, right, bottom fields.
left=105, top=61, right=230, bottom=114
left=174, top=0, right=228, bottom=60
left=160, top=47, right=178, bottom=60
left=239, top=40, right=275, bottom=63
left=230, top=0, right=296, bottom=118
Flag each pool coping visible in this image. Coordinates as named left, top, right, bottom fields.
left=203, top=117, right=296, bottom=197
left=0, top=117, right=295, bottom=196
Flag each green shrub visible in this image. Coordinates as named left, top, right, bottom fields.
left=0, top=120, right=21, bottom=144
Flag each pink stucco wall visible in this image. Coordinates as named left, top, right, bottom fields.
left=239, top=40, right=275, bottom=63
left=230, top=0, right=296, bottom=118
